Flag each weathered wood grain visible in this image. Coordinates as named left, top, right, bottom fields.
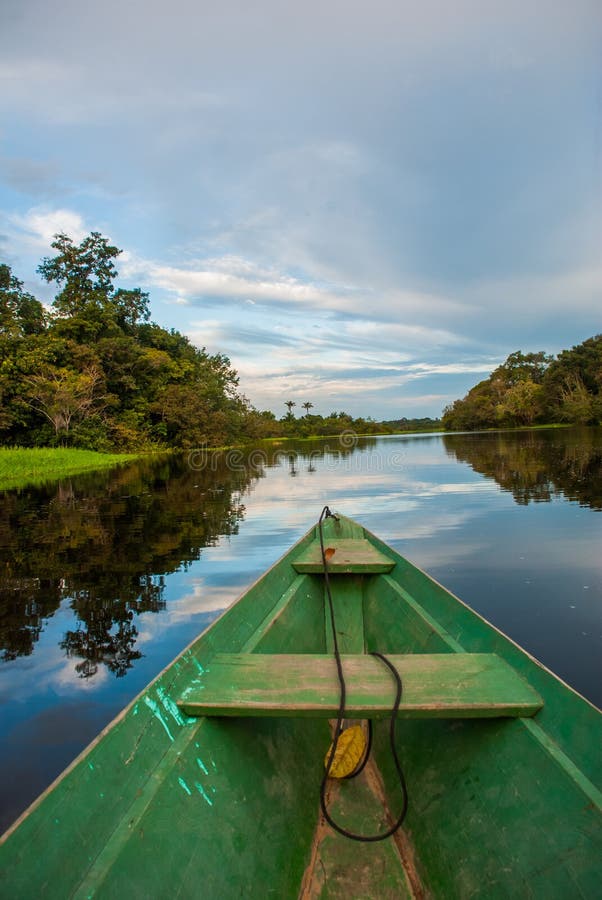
left=325, top=576, right=365, bottom=654
left=293, top=539, right=396, bottom=573
left=178, top=652, right=543, bottom=719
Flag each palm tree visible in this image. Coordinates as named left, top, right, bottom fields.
left=284, top=400, right=296, bottom=418
left=302, top=401, right=313, bottom=417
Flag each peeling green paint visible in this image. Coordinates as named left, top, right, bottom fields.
left=156, top=685, right=186, bottom=727
left=196, top=758, right=209, bottom=775
left=178, top=777, right=192, bottom=796
left=192, top=657, right=205, bottom=675
left=194, top=782, right=213, bottom=806
left=143, top=695, right=174, bottom=742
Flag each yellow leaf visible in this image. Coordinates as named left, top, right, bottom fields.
left=324, top=725, right=366, bottom=779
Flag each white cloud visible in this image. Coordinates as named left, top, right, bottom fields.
left=2, top=206, right=88, bottom=255
left=404, top=362, right=499, bottom=376
left=228, top=365, right=460, bottom=414
left=122, top=251, right=477, bottom=346
left=122, top=253, right=356, bottom=311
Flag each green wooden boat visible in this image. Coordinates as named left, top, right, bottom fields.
left=1, top=513, right=600, bottom=898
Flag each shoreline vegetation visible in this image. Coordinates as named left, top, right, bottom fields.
left=0, top=422, right=589, bottom=493
left=0, top=448, right=140, bottom=491
left=0, top=425, right=442, bottom=492
left=442, top=340, right=602, bottom=431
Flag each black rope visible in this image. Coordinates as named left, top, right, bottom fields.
left=318, top=505, right=408, bottom=841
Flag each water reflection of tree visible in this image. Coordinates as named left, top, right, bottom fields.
left=0, top=454, right=253, bottom=673
left=443, top=428, right=602, bottom=509
left=0, top=438, right=370, bottom=675
left=62, top=610, right=142, bottom=678
left=60, top=575, right=166, bottom=677
left=0, top=577, right=62, bottom=661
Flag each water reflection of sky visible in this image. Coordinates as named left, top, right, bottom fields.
left=0, top=429, right=601, bottom=830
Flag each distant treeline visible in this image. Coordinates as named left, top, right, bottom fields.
left=442, top=337, right=602, bottom=431
left=274, top=413, right=441, bottom=439
left=0, top=232, right=438, bottom=451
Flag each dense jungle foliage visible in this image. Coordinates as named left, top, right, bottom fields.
left=0, top=233, right=437, bottom=451
left=442, top=338, right=602, bottom=431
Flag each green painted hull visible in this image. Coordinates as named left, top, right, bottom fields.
left=1, top=515, right=600, bottom=898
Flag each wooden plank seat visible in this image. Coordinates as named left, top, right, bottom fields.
left=292, top=539, right=396, bottom=574
left=177, top=653, right=543, bottom=719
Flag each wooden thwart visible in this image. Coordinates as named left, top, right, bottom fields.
left=293, top=539, right=396, bottom=574
left=177, top=652, right=543, bottom=719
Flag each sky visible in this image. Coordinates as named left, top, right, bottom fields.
left=0, top=0, right=600, bottom=419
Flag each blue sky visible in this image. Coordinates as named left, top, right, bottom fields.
left=1, top=0, right=600, bottom=418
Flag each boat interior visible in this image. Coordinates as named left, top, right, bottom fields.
left=1, top=516, right=599, bottom=899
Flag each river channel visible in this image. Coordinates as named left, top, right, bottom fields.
left=0, top=427, right=600, bottom=831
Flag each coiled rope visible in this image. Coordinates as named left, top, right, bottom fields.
left=318, top=505, right=409, bottom=841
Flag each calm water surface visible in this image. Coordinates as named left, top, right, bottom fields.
left=1, top=427, right=601, bottom=831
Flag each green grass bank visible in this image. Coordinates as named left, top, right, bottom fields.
left=0, top=447, right=140, bottom=492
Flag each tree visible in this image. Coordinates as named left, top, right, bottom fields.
left=25, top=365, right=106, bottom=440
left=558, top=374, right=594, bottom=424
left=442, top=380, right=499, bottom=430
left=37, top=232, right=150, bottom=341
left=38, top=232, right=119, bottom=310
left=0, top=264, right=46, bottom=338
left=302, top=401, right=313, bottom=416
left=110, top=287, right=150, bottom=332
left=443, top=350, right=554, bottom=431
left=284, top=400, right=296, bottom=418
left=496, top=351, right=552, bottom=386
left=2, top=240, right=262, bottom=449
left=543, top=335, right=602, bottom=422
left=496, top=380, right=543, bottom=425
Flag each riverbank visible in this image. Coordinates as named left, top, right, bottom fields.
left=256, top=428, right=445, bottom=445
left=0, top=431, right=443, bottom=491
left=0, top=447, right=141, bottom=491
left=440, top=423, right=572, bottom=435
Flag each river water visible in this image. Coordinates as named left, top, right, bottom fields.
left=0, top=427, right=600, bottom=831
